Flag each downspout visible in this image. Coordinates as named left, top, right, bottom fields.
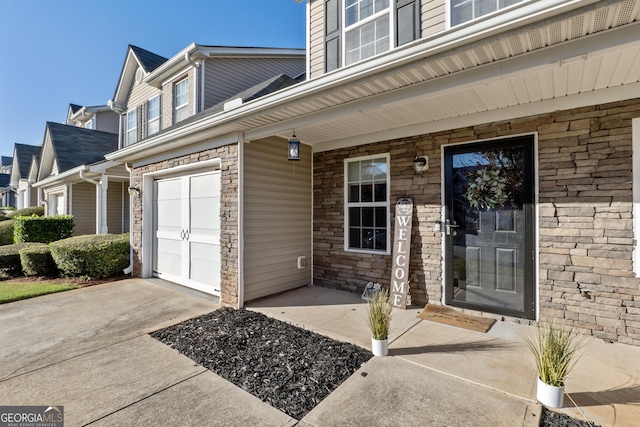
left=79, top=169, right=108, bottom=234
left=123, top=162, right=134, bottom=275
left=108, top=100, right=126, bottom=149
left=185, top=51, right=200, bottom=114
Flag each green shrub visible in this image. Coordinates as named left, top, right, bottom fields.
left=50, top=233, right=130, bottom=278
left=0, top=220, right=14, bottom=245
left=0, top=243, right=44, bottom=276
left=14, top=215, right=74, bottom=244
left=6, top=206, right=45, bottom=218
left=20, top=244, right=58, bottom=277
left=0, top=214, right=7, bottom=222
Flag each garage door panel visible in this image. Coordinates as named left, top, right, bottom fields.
left=190, top=198, right=220, bottom=236
left=155, top=239, right=183, bottom=277
left=190, top=242, right=221, bottom=286
left=156, top=178, right=182, bottom=201
left=190, top=173, right=220, bottom=198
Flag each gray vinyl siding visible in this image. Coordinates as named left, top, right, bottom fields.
left=243, top=136, right=312, bottom=302
left=29, top=186, right=38, bottom=207
left=71, top=181, right=96, bottom=236
left=107, top=182, right=125, bottom=234
left=95, top=110, right=120, bottom=134
left=309, top=0, right=325, bottom=79
left=203, top=58, right=306, bottom=109
left=422, top=0, right=446, bottom=37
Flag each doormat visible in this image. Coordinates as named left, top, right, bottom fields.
left=417, top=304, right=496, bottom=333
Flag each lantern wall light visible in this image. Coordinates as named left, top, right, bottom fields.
left=413, top=156, right=428, bottom=173
left=288, top=132, right=300, bottom=161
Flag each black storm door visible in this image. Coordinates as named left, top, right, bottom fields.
left=444, top=135, right=536, bottom=319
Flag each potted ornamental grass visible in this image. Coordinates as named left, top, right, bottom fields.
left=365, top=288, right=394, bottom=356
left=525, top=321, right=583, bottom=408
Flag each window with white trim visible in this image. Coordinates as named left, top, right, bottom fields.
left=345, top=154, right=390, bottom=253
left=450, top=0, right=525, bottom=27
left=147, top=95, right=160, bottom=136
left=126, top=109, right=137, bottom=145
left=344, top=0, right=391, bottom=66
left=174, top=78, right=189, bottom=123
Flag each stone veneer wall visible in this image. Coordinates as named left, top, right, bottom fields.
left=314, top=98, right=640, bottom=345
left=131, top=143, right=239, bottom=307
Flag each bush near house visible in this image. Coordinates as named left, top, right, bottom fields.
left=0, top=220, right=15, bottom=246
left=14, top=215, right=74, bottom=244
left=0, top=243, right=44, bottom=276
left=6, top=206, right=45, bottom=218
left=50, top=233, right=130, bottom=278
left=19, top=244, right=58, bottom=277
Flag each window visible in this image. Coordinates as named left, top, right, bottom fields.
left=451, top=0, right=525, bottom=27
left=126, top=109, right=137, bottom=145
left=345, top=0, right=391, bottom=66
left=147, top=95, right=160, bottom=136
left=345, top=154, right=390, bottom=253
left=324, top=0, right=419, bottom=72
left=174, top=79, right=189, bottom=123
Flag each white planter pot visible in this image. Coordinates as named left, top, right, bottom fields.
left=371, top=338, right=388, bottom=356
left=537, top=378, right=565, bottom=408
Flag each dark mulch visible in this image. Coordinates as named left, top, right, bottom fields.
left=151, top=308, right=372, bottom=420
left=152, top=307, right=600, bottom=425
left=541, top=407, right=601, bottom=427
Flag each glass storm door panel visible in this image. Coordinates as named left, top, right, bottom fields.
left=444, top=136, right=535, bottom=319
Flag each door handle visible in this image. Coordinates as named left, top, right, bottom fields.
left=180, top=230, right=185, bottom=240
left=184, top=230, right=190, bottom=241
left=445, top=220, right=459, bottom=236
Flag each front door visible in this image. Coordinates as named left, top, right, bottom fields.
left=444, top=135, right=535, bottom=319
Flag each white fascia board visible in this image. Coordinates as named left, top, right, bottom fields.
left=200, top=46, right=306, bottom=58
left=106, top=0, right=605, bottom=162
left=144, top=43, right=198, bottom=87
left=87, top=160, right=122, bottom=173
left=33, top=165, right=87, bottom=188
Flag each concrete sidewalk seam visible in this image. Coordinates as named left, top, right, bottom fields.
left=81, top=371, right=208, bottom=426
left=0, top=333, right=150, bottom=383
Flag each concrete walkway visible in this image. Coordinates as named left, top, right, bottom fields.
left=249, top=285, right=640, bottom=427
left=1, top=279, right=638, bottom=426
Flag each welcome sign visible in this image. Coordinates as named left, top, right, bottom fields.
left=390, top=197, right=413, bottom=309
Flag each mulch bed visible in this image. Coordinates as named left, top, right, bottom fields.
left=151, top=307, right=600, bottom=425
left=151, top=308, right=372, bottom=420
left=541, top=407, right=601, bottom=427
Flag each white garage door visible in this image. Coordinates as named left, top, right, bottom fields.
left=153, top=170, right=221, bottom=295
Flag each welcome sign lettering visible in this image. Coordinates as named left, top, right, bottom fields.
left=390, top=197, right=413, bottom=309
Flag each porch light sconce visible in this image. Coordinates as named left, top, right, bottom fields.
left=413, top=156, right=428, bottom=173
left=288, top=132, right=300, bottom=161
left=128, top=186, right=141, bottom=197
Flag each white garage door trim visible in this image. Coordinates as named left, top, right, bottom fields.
left=141, top=158, right=222, bottom=296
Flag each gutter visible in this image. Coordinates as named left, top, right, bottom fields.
left=106, top=0, right=602, bottom=163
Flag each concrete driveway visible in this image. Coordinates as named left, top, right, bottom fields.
left=0, top=279, right=296, bottom=427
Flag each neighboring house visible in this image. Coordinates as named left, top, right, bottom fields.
left=32, top=122, right=127, bottom=236
left=107, top=0, right=640, bottom=346
left=65, top=103, right=119, bottom=133
left=0, top=156, right=14, bottom=207
left=10, top=143, right=41, bottom=209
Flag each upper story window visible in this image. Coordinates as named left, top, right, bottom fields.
left=174, top=79, right=189, bottom=123
left=147, top=95, right=160, bottom=136
left=126, top=109, right=137, bottom=145
left=345, top=0, right=391, bottom=66
left=325, top=0, right=419, bottom=72
left=451, top=0, right=525, bottom=26
left=84, top=119, right=93, bottom=129
left=344, top=154, right=390, bottom=253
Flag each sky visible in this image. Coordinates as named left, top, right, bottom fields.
left=0, top=0, right=306, bottom=157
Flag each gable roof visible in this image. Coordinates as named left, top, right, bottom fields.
left=13, top=143, right=40, bottom=180
left=130, top=45, right=168, bottom=73
left=110, top=45, right=169, bottom=108
left=1, top=156, right=12, bottom=168
left=46, top=122, right=118, bottom=173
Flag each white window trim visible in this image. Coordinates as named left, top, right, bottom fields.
left=147, top=94, right=161, bottom=136
left=633, top=118, right=640, bottom=277
left=174, top=78, right=189, bottom=123
left=126, top=109, right=138, bottom=145
left=447, top=0, right=531, bottom=29
left=341, top=0, right=395, bottom=67
left=343, top=153, right=391, bottom=255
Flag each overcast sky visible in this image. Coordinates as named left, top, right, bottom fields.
left=0, top=0, right=306, bottom=157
